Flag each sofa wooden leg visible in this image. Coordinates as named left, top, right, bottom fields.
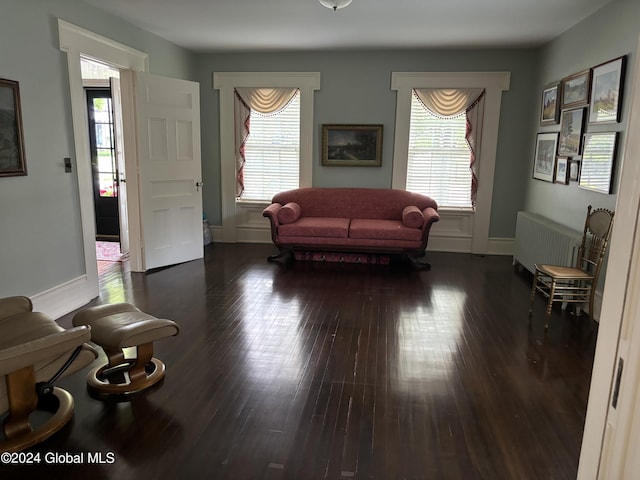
left=267, top=248, right=293, bottom=263
left=407, top=254, right=431, bottom=270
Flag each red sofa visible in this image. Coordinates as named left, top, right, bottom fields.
left=262, top=187, right=439, bottom=268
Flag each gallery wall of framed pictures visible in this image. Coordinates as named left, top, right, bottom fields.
left=533, top=55, right=626, bottom=193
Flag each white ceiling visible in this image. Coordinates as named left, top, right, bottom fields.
left=81, top=0, right=613, bottom=53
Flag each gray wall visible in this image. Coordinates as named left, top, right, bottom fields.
left=524, top=0, right=640, bottom=231
left=0, top=0, right=197, bottom=298
left=197, top=49, right=539, bottom=238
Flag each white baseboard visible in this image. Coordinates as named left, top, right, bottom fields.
left=487, top=237, right=515, bottom=256
left=31, top=275, right=95, bottom=320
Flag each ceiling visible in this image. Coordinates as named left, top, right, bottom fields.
left=81, top=0, right=613, bottom=53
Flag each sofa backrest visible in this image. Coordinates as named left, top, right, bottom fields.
left=271, top=188, right=438, bottom=220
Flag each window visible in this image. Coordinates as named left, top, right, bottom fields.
left=241, top=90, right=300, bottom=201
left=86, top=90, right=117, bottom=198
left=391, top=72, right=510, bottom=255
left=407, top=93, right=472, bottom=208
left=214, top=71, right=320, bottom=243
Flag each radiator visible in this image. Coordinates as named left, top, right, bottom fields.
left=513, top=211, right=582, bottom=274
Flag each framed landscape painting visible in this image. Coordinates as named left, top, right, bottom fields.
left=0, top=78, right=27, bottom=177
left=532, top=132, right=558, bottom=183
left=561, top=70, right=591, bottom=109
left=589, top=56, right=626, bottom=124
left=558, top=107, right=585, bottom=156
left=322, top=124, right=383, bottom=167
left=540, top=82, right=561, bottom=125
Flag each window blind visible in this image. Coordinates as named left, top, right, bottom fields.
left=406, top=93, right=473, bottom=208
left=241, top=90, right=300, bottom=202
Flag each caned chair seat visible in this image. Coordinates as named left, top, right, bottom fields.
left=73, top=303, right=179, bottom=397
left=535, top=265, right=593, bottom=280
left=529, top=206, right=614, bottom=329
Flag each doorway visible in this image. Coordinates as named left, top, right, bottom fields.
left=85, top=88, right=119, bottom=241
left=81, top=58, right=127, bottom=264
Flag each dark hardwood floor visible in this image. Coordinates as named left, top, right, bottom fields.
left=3, top=244, right=597, bottom=479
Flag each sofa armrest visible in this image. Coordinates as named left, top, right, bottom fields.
left=262, top=203, right=282, bottom=227
left=421, top=207, right=440, bottom=230
left=263, top=203, right=284, bottom=248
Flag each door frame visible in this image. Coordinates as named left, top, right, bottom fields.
left=58, top=19, right=148, bottom=300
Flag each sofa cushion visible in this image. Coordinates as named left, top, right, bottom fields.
left=279, top=217, right=350, bottom=238
left=278, top=202, right=301, bottom=224
left=402, top=206, right=425, bottom=228
left=349, top=219, right=423, bottom=241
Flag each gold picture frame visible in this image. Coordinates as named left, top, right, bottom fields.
left=321, top=124, right=383, bottom=167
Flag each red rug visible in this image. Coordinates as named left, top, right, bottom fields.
left=96, top=241, right=124, bottom=262
left=294, top=251, right=390, bottom=265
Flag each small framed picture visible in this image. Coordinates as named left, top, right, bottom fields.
left=321, top=124, right=383, bottom=167
left=532, top=132, right=558, bottom=183
left=569, top=158, right=581, bottom=182
left=540, top=82, right=561, bottom=125
left=561, top=70, right=591, bottom=109
left=558, top=107, right=585, bottom=156
left=555, top=156, right=569, bottom=184
left=589, top=56, right=626, bottom=124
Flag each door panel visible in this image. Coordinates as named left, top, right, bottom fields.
left=133, top=72, right=203, bottom=270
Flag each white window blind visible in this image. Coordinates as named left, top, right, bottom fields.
left=241, top=90, right=300, bottom=202
left=407, top=93, right=473, bottom=208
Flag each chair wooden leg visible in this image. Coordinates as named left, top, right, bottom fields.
left=529, top=271, right=539, bottom=316
left=545, top=279, right=556, bottom=329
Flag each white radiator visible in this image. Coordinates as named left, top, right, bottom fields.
left=513, top=211, right=582, bottom=274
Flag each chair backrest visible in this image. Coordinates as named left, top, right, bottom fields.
left=577, top=206, right=615, bottom=278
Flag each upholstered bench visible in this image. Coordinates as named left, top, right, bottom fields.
left=72, top=303, right=179, bottom=396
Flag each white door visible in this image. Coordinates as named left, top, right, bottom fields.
left=110, top=77, right=130, bottom=255
left=126, top=71, right=203, bottom=271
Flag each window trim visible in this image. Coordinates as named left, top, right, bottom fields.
left=391, top=72, right=510, bottom=254
left=214, top=72, right=320, bottom=243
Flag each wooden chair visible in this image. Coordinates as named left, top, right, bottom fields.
left=529, top=206, right=614, bottom=329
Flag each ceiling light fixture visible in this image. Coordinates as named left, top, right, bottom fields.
left=319, top=0, right=352, bottom=11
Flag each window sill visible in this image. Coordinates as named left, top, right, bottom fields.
left=438, top=207, right=475, bottom=214
left=236, top=199, right=270, bottom=208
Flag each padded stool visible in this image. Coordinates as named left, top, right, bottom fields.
left=72, top=303, right=179, bottom=396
